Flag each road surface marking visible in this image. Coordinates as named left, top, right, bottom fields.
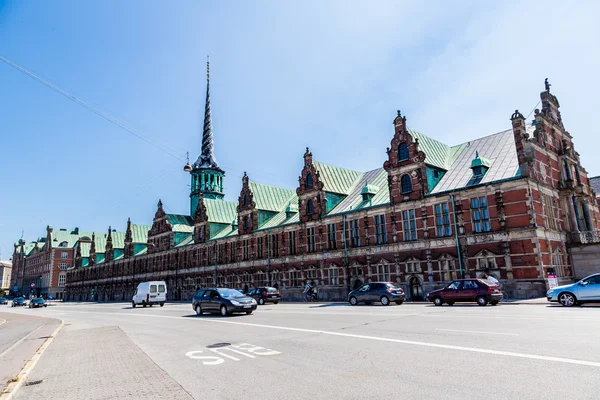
left=46, top=309, right=600, bottom=368
left=0, top=325, right=44, bottom=358
left=436, top=328, right=519, bottom=336
left=186, top=343, right=280, bottom=365
left=0, top=318, right=6, bottom=326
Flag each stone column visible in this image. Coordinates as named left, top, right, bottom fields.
left=426, top=249, right=434, bottom=282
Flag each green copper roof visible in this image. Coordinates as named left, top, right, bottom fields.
left=249, top=182, right=296, bottom=212
left=471, top=151, right=492, bottom=168
left=204, top=198, right=238, bottom=224
left=313, top=161, right=362, bottom=195
left=131, top=224, right=151, bottom=243
left=328, top=168, right=389, bottom=214
left=361, top=182, right=379, bottom=195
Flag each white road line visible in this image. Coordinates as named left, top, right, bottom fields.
left=436, top=328, right=519, bottom=336
left=0, top=325, right=44, bottom=358
left=0, top=318, right=6, bottom=326
left=50, top=309, right=600, bottom=368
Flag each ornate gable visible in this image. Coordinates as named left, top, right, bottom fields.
left=383, top=111, right=428, bottom=204
left=237, top=172, right=258, bottom=235
left=124, top=218, right=134, bottom=258
left=193, top=195, right=209, bottom=244
left=148, top=199, right=174, bottom=252
left=296, top=148, right=327, bottom=222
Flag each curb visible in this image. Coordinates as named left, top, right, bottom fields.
left=0, top=319, right=64, bottom=400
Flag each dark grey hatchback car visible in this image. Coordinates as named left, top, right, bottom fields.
left=348, top=282, right=405, bottom=306
left=192, top=288, right=257, bottom=316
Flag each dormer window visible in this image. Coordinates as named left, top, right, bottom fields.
left=401, top=174, right=412, bottom=194
left=398, top=142, right=409, bottom=161
left=307, top=199, right=315, bottom=214
left=306, top=173, right=313, bottom=189
left=468, top=151, right=490, bottom=186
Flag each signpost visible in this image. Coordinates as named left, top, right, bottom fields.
left=547, top=268, right=558, bottom=290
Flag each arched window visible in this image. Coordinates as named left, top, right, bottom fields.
left=307, top=199, right=315, bottom=214
left=401, top=174, right=412, bottom=194
left=306, top=173, right=313, bottom=189
left=243, top=195, right=248, bottom=206
left=398, top=142, right=409, bottom=161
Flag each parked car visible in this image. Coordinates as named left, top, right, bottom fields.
left=248, top=287, right=281, bottom=305
left=547, top=273, right=600, bottom=307
left=12, top=297, right=27, bottom=307
left=29, top=298, right=47, bottom=308
left=132, top=281, right=167, bottom=308
left=427, top=279, right=502, bottom=306
left=192, top=288, right=257, bottom=316
left=348, top=282, right=405, bottom=306
left=0, top=297, right=7, bottom=305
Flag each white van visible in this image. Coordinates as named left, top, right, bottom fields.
left=132, top=281, right=167, bottom=307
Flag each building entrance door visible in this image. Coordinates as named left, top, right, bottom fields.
left=409, top=276, right=423, bottom=301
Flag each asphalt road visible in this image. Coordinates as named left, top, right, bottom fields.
left=3, top=301, right=600, bottom=399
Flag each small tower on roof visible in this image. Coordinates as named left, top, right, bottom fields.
left=187, top=56, right=225, bottom=215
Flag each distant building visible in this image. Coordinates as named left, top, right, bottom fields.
left=0, top=260, right=11, bottom=289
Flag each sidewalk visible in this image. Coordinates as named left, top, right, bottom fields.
left=14, top=326, right=193, bottom=400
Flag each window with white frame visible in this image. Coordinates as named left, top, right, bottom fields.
left=271, top=271, right=281, bottom=285
left=435, top=203, right=452, bottom=237
left=327, top=223, right=337, bottom=250
left=374, top=215, right=387, bottom=244
left=402, top=209, right=417, bottom=241
left=289, top=269, right=299, bottom=287
left=306, top=267, right=318, bottom=283
left=58, top=273, right=66, bottom=286
left=59, top=263, right=67, bottom=270
left=306, top=227, right=316, bottom=253
left=406, top=259, right=421, bottom=273
left=439, top=257, right=456, bottom=281
left=476, top=251, right=497, bottom=270
left=349, top=220, right=360, bottom=247
left=376, top=263, right=391, bottom=282
left=61, top=252, right=68, bottom=259
left=542, top=193, right=558, bottom=230
left=328, top=266, right=340, bottom=285
left=552, top=249, right=566, bottom=277
left=471, top=196, right=491, bottom=232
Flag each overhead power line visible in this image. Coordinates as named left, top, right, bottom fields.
left=0, top=54, right=187, bottom=162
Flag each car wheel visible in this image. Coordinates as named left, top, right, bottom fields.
left=132, top=301, right=136, bottom=308
left=433, top=297, right=443, bottom=306
left=380, top=296, right=390, bottom=306
left=160, top=302, right=164, bottom=307
left=142, top=301, right=147, bottom=308
left=195, top=304, right=203, bottom=316
left=558, top=292, right=577, bottom=307
left=258, top=298, right=265, bottom=305
left=273, top=301, right=279, bottom=304
left=447, top=302, right=455, bottom=306
left=476, top=296, right=488, bottom=306
left=349, top=296, right=358, bottom=306
left=395, top=301, right=404, bottom=305
left=490, top=300, right=499, bottom=306
left=220, top=305, right=228, bottom=317
left=245, top=310, right=253, bottom=315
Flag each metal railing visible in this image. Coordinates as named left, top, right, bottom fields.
left=568, top=230, right=600, bottom=244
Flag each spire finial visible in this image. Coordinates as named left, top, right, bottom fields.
left=207, top=55, right=210, bottom=82
left=192, top=55, right=219, bottom=170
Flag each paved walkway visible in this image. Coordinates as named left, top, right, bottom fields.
left=15, top=325, right=193, bottom=400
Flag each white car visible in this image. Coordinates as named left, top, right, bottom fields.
left=546, top=273, right=600, bottom=306
left=132, top=281, right=167, bottom=308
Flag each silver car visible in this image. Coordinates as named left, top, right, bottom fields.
left=547, top=273, right=600, bottom=307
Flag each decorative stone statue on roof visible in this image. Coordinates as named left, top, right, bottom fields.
left=545, top=78, right=551, bottom=92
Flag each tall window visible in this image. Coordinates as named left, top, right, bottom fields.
left=401, top=174, right=412, bottom=194
left=218, top=244, right=224, bottom=264
left=306, top=173, right=313, bottom=189
left=398, top=142, right=409, bottom=161
left=402, top=209, right=417, bottom=241
left=349, top=220, right=360, bottom=247
left=289, top=269, right=299, bottom=287
left=439, top=257, right=456, bottom=281
left=374, top=215, right=387, bottom=244
left=328, top=266, right=340, bottom=285
left=243, top=216, right=249, bottom=231
left=376, top=263, right=390, bottom=282
left=58, top=273, right=66, bottom=286
left=552, top=250, right=565, bottom=277
left=270, top=234, right=279, bottom=257
left=574, top=165, right=582, bottom=185
left=255, top=271, right=266, bottom=287
left=307, top=199, right=315, bottom=215
left=435, top=203, right=452, bottom=237
left=307, top=227, right=316, bottom=253
left=243, top=195, right=249, bottom=206
left=257, top=237, right=263, bottom=258
left=229, top=242, right=236, bottom=262
left=288, top=231, right=297, bottom=255
left=243, top=240, right=249, bottom=261
left=471, top=196, right=491, bottom=233
left=542, top=194, right=557, bottom=230
left=327, top=223, right=337, bottom=250
left=306, top=267, right=318, bottom=282
left=563, top=159, right=572, bottom=180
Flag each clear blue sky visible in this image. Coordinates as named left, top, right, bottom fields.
left=1, top=0, right=599, bottom=259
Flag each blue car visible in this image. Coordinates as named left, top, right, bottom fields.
left=547, top=273, right=600, bottom=307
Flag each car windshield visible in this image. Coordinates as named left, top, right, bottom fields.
left=217, top=289, right=246, bottom=298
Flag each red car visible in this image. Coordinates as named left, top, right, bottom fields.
left=426, top=279, right=503, bottom=306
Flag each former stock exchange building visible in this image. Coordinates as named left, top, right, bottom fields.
left=13, top=72, right=598, bottom=302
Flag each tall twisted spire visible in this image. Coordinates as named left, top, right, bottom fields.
left=194, top=56, right=219, bottom=169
